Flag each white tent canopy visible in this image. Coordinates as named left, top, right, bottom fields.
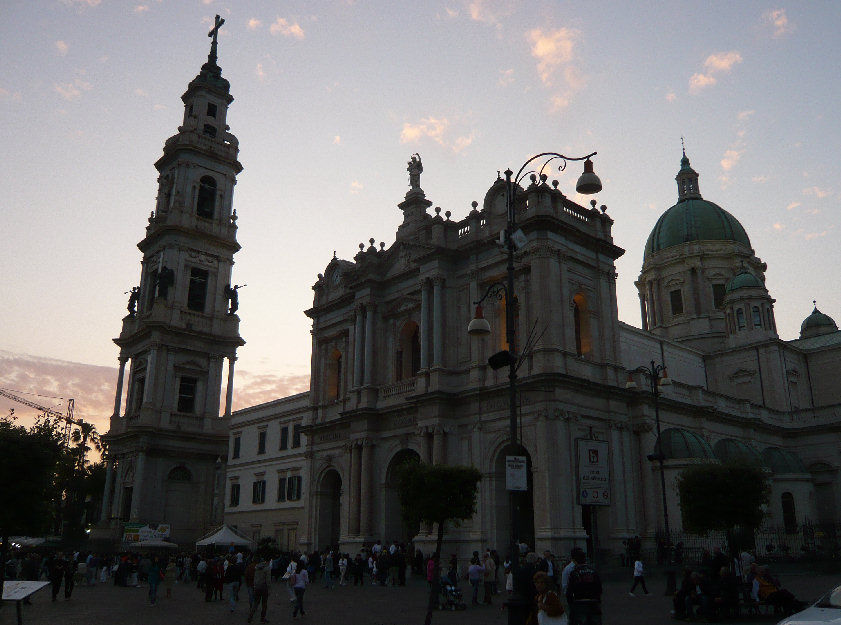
left=195, top=525, right=253, bottom=548
left=135, top=539, right=179, bottom=550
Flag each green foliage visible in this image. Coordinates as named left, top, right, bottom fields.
left=395, top=462, right=482, bottom=529
left=0, top=415, right=64, bottom=538
left=677, top=459, right=770, bottom=534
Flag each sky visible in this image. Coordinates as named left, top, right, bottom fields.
left=1, top=1, right=839, bottom=434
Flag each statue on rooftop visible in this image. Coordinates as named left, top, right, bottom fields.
left=407, top=153, right=423, bottom=190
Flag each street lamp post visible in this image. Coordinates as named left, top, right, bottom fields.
left=469, top=152, right=602, bottom=625
left=627, top=360, right=675, bottom=595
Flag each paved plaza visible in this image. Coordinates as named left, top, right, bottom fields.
left=2, top=567, right=838, bottom=625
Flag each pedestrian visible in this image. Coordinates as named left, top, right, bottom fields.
left=323, top=549, right=335, bottom=589
left=483, top=550, right=496, bottom=605
left=467, top=556, right=485, bottom=606
left=291, top=559, right=310, bottom=618
left=244, top=556, right=256, bottom=611
left=62, top=553, right=77, bottom=600
left=247, top=555, right=270, bottom=623
left=533, top=571, right=566, bottom=624
left=566, top=549, right=602, bottom=625
left=148, top=555, right=161, bottom=605
left=224, top=555, right=242, bottom=612
left=285, top=556, right=298, bottom=603
left=48, top=552, right=66, bottom=602
left=628, top=555, right=649, bottom=596
left=338, top=552, right=348, bottom=586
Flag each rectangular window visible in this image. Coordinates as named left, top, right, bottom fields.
left=292, top=424, right=302, bottom=448
left=121, top=486, right=133, bottom=520
left=277, top=476, right=287, bottom=502
left=287, top=475, right=302, bottom=501
left=279, top=426, right=289, bottom=450
left=252, top=479, right=266, bottom=504
left=712, top=284, right=726, bottom=309
left=177, top=376, right=198, bottom=413
left=257, top=430, right=267, bottom=455
left=229, top=483, right=240, bottom=507
left=232, top=435, right=241, bottom=459
left=670, top=289, right=684, bottom=316
left=206, top=102, right=217, bottom=118
left=187, top=268, right=209, bottom=312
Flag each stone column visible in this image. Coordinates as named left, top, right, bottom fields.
left=349, top=441, right=362, bottom=536
left=112, top=357, right=128, bottom=417
left=112, top=460, right=125, bottom=520
left=420, top=281, right=430, bottom=369
left=205, top=354, right=222, bottom=416
left=131, top=451, right=146, bottom=520
left=224, top=356, right=236, bottom=417
left=364, top=305, right=375, bottom=386
left=143, top=347, right=157, bottom=404
left=559, top=415, right=576, bottom=530
left=432, top=277, right=443, bottom=367
left=360, top=440, right=374, bottom=537
left=432, top=425, right=446, bottom=464
left=100, top=458, right=116, bottom=522
left=639, top=292, right=649, bottom=331
left=353, top=306, right=364, bottom=388
left=419, top=427, right=432, bottom=464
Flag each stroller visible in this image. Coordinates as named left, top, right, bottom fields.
left=439, top=576, right=466, bottom=611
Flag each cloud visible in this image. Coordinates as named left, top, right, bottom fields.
left=256, top=63, right=265, bottom=81
left=350, top=181, right=363, bottom=194
left=60, top=0, right=102, bottom=7
left=772, top=223, right=783, bottom=231
left=134, top=4, right=150, bottom=14
left=270, top=17, right=305, bottom=39
left=498, top=68, right=514, bottom=87
left=737, top=109, right=755, bottom=121
left=134, top=88, right=148, bottom=97
left=400, top=116, right=474, bottom=153
left=720, top=149, right=743, bottom=171
left=444, top=7, right=458, bottom=18
left=333, top=136, right=341, bottom=145
left=247, top=18, right=263, bottom=30
left=0, top=88, right=22, bottom=102
left=153, top=104, right=166, bottom=110
left=803, top=186, right=832, bottom=199
left=528, top=27, right=577, bottom=86
left=229, top=370, right=310, bottom=410
left=467, top=0, right=513, bottom=25
left=804, top=231, right=829, bottom=240
left=764, top=8, right=792, bottom=38
left=751, top=175, right=768, bottom=183
left=665, top=91, right=677, bottom=102
left=54, top=78, right=93, bottom=101
left=689, top=51, right=742, bottom=94
left=786, top=201, right=800, bottom=211
left=56, top=41, right=69, bottom=56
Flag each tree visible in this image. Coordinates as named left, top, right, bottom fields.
left=677, top=459, right=770, bottom=537
left=0, top=415, right=64, bottom=598
left=395, top=462, right=482, bottom=625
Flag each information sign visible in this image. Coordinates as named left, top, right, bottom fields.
left=506, top=455, right=528, bottom=491
left=577, top=439, right=610, bottom=506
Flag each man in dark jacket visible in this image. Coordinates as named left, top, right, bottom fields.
left=566, top=550, right=602, bottom=625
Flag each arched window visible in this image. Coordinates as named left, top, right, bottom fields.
left=196, top=176, right=217, bottom=218
left=781, top=492, right=797, bottom=534
left=326, top=349, right=342, bottom=401
left=168, top=466, right=192, bottom=482
left=752, top=306, right=762, bottom=329
left=736, top=308, right=746, bottom=330
left=396, top=321, right=420, bottom=380
left=573, top=293, right=591, bottom=357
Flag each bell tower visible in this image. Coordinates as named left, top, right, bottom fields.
left=98, top=16, right=244, bottom=547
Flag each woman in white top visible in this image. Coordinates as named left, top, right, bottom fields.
left=338, top=554, right=348, bottom=586
left=629, top=557, right=649, bottom=596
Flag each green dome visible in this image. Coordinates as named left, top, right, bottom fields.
left=644, top=152, right=752, bottom=258
left=761, top=447, right=806, bottom=474
left=656, top=428, right=715, bottom=460
left=726, top=271, right=764, bottom=292
left=713, top=439, right=762, bottom=463
left=645, top=199, right=751, bottom=257
left=800, top=306, right=838, bottom=338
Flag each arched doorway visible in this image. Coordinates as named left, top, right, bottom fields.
left=493, top=447, right=535, bottom=554
left=164, top=465, right=196, bottom=540
left=315, top=469, right=342, bottom=550
left=384, top=449, right=422, bottom=544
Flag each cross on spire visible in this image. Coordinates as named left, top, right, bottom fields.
left=207, top=14, right=225, bottom=65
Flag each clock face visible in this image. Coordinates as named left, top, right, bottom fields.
left=331, top=271, right=341, bottom=285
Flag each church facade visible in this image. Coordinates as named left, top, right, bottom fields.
left=225, top=151, right=841, bottom=559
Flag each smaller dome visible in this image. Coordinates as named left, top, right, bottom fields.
left=761, top=447, right=806, bottom=474
left=800, top=305, right=838, bottom=339
left=656, top=428, right=715, bottom=460
left=726, top=271, right=764, bottom=293
left=713, top=439, right=762, bottom=464
left=482, top=176, right=509, bottom=215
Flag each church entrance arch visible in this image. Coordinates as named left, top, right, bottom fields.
left=315, top=469, right=342, bottom=550
left=383, top=449, right=421, bottom=544
left=493, top=447, right=535, bottom=554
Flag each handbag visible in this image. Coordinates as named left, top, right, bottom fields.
left=281, top=572, right=291, bottom=580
